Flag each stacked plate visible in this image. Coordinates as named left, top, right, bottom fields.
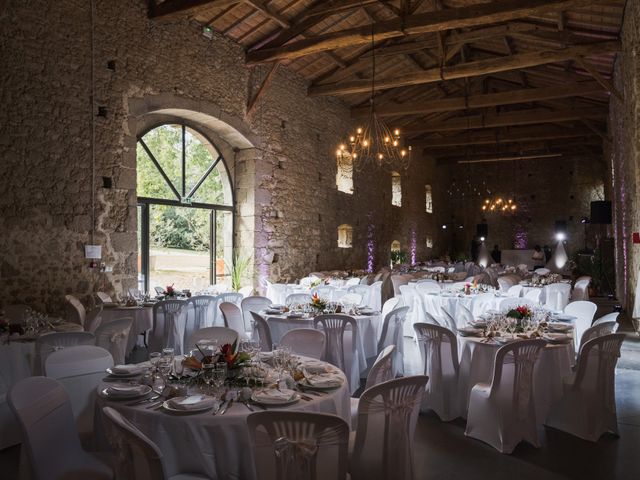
left=458, top=327, right=483, bottom=337
left=100, top=384, right=152, bottom=400
left=543, top=333, right=572, bottom=344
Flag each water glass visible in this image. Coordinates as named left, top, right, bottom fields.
left=202, top=361, right=215, bottom=393
left=212, top=362, right=227, bottom=396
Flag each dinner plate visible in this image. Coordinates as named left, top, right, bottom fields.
left=492, top=337, right=520, bottom=345
left=100, top=384, right=152, bottom=400
left=552, top=314, right=575, bottom=322
left=458, top=327, right=483, bottom=337
left=543, top=333, right=572, bottom=344
left=161, top=399, right=216, bottom=414
left=106, top=367, right=144, bottom=378
left=547, top=323, right=573, bottom=332
left=251, top=391, right=301, bottom=406
left=298, top=377, right=343, bottom=391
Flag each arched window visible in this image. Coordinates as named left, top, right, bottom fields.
left=425, top=184, right=433, bottom=213
left=337, top=224, right=353, bottom=248
left=391, top=171, right=402, bottom=206
left=136, top=123, right=233, bottom=292
left=426, top=236, right=433, bottom=249
left=391, top=240, right=401, bottom=252
left=336, top=151, right=353, bottom=194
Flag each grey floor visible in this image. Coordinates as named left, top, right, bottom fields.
left=2, top=313, right=639, bottom=479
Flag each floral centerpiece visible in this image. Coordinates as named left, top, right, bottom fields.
left=506, top=305, right=533, bottom=320
left=164, top=284, right=176, bottom=297
left=530, top=273, right=563, bottom=286
left=182, top=340, right=250, bottom=374
left=310, top=293, right=327, bottom=312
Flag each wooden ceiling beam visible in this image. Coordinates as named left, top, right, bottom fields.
left=308, top=40, right=620, bottom=96
left=246, top=0, right=604, bottom=64
left=301, top=0, right=380, bottom=19
left=403, top=106, right=607, bottom=134
left=436, top=151, right=600, bottom=165
left=352, top=80, right=603, bottom=117
left=149, top=0, right=240, bottom=19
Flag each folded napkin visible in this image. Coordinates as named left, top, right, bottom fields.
left=303, top=371, right=343, bottom=388
left=111, top=364, right=146, bottom=375
left=107, top=385, right=146, bottom=397
left=168, top=395, right=217, bottom=411
left=253, top=388, right=297, bottom=403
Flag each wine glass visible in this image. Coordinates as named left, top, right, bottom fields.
left=202, top=360, right=215, bottom=394
left=212, top=362, right=227, bottom=397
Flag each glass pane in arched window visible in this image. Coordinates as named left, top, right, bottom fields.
left=136, top=143, right=178, bottom=200
left=140, top=124, right=182, bottom=192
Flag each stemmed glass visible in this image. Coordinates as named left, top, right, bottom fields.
left=202, top=360, right=215, bottom=394
left=212, top=362, right=227, bottom=398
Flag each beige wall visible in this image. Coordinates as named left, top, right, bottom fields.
left=0, top=0, right=437, bottom=313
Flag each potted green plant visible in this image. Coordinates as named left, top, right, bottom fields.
left=226, top=253, right=251, bottom=292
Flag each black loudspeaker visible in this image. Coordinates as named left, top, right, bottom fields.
left=555, top=220, right=567, bottom=234
left=590, top=201, right=612, bottom=224
left=476, top=223, right=488, bottom=238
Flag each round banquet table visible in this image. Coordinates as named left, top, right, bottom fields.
left=457, top=335, right=574, bottom=421
left=97, top=358, right=350, bottom=480
left=101, top=305, right=153, bottom=354
left=421, top=293, right=503, bottom=327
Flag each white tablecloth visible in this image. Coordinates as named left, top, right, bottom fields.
left=457, top=336, right=574, bottom=421
left=101, top=306, right=153, bottom=354
left=97, top=359, right=349, bottom=480
left=421, top=294, right=503, bottom=327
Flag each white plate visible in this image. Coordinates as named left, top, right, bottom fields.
left=251, top=390, right=301, bottom=406
left=548, top=323, right=572, bottom=332
left=106, top=367, right=144, bottom=378
left=298, top=377, right=343, bottom=391
left=492, top=337, right=520, bottom=345
left=162, top=399, right=216, bottom=414
left=552, top=314, right=575, bottom=322
left=543, top=333, right=572, bottom=344
left=100, top=385, right=152, bottom=400
left=458, top=327, right=483, bottom=337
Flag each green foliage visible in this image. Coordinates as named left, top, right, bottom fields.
left=391, top=250, right=408, bottom=265
left=226, top=253, right=251, bottom=292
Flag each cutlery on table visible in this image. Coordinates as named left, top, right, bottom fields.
left=219, top=399, right=233, bottom=415
left=213, top=400, right=228, bottom=415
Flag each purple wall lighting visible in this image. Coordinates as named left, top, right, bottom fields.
left=366, top=216, right=376, bottom=273
left=410, top=226, right=417, bottom=264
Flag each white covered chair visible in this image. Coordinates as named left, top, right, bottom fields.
left=250, top=312, right=273, bottom=352
left=85, top=305, right=104, bottom=333
left=499, top=297, right=538, bottom=311
left=398, top=284, right=424, bottom=337
left=220, top=301, right=249, bottom=341
left=565, top=301, right=598, bottom=352
left=440, top=308, right=459, bottom=334
left=65, top=294, right=87, bottom=328
left=369, top=281, right=383, bottom=311
left=416, top=281, right=441, bottom=294
left=45, top=346, right=114, bottom=441
left=350, top=345, right=395, bottom=429
left=265, top=281, right=289, bottom=306
left=185, top=295, right=217, bottom=346
left=310, top=285, right=335, bottom=301
left=507, top=285, right=523, bottom=297
left=457, top=304, right=475, bottom=325
left=346, top=277, right=361, bottom=287
left=579, top=321, right=619, bottom=352
left=377, top=306, right=409, bottom=376
left=280, top=328, right=326, bottom=359
left=35, top=331, right=96, bottom=374
left=572, top=277, right=591, bottom=301
left=239, top=285, right=253, bottom=298
left=465, top=339, right=546, bottom=454
left=414, top=323, right=461, bottom=421
left=8, top=377, right=113, bottom=480
left=285, top=293, right=312, bottom=307
left=314, top=314, right=360, bottom=393
left=380, top=297, right=400, bottom=321
left=241, top=295, right=271, bottom=333
left=102, top=406, right=207, bottom=480
left=349, top=376, right=428, bottom=480
left=247, top=410, right=349, bottom=480
left=544, top=283, right=572, bottom=311
left=340, top=293, right=363, bottom=308
left=593, top=312, right=620, bottom=326
left=151, top=299, right=188, bottom=355
left=348, top=285, right=371, bottom=306
left=128, top=287, right=142, bottom=299
left=95, top=317, right=133, bottom=365
left=185, top=326, right=238, bottom=351
left=545, top=334, right=625, bottom=441
left=523, top=288, right=542, bottom=303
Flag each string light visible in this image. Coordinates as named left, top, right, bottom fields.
left=481, top=197, right=517, bottom=214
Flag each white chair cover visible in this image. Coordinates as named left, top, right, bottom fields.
left=348, top=285, right=372, bottom=307
left=414, top=323, right=461, bottom=421
left=465, top=339, right=546, bottom=453
left=340, top=293, right=362, bottom=307
left=35, top=331, right=96, bottom=375
left=265, top=282, right=289, bottom=306
left=285, top=293, right=312, bottom=307
left=313, top=314, right=359, bottom=392
left=424, top=311, right=442, bottom=327
left=332, top=290, right=348, bottom=303
left=128, top=287, right=142, bottom=299
left=8, top=377, right=113, bottom=480
left=572, top=278, right=591, bottom=301
left=457, top=304, right=475, bottom=325
left=65, top=294, right=86, bottom=328
left=350, top=376, right=428, bottom=480
left=579, top=321, right=619, bottom=352
left=390, top=275, right=411, bottom=296
left=220, top=301, right=249, bottom=340
left=499, top=297, right=538, bottom=311
left=214, top=292, right=243, bottom=326
left=470, top=292, right=500, bottom=317
left=398, top=284, right=424, bottom=337
left=416, top=282, right=441, bottom=294
left=45, top=346, right=114, bottom=440
left=507, top=285, right=523, bottom=297
left=523, top=288, right=542, bottom=303
left=351, top=345, right=395, bottom=429
left=565, top=301, right=598, bottom=351
left=250, top=312, right=273, bottom=352
left=95, top=317, right=133, bottom=365
left=376, top=306, right=409, bottom=376
left=381, top=297, right=400, bottom=321
left=151, top=300, right=188, bottom=355
left=239, top=286, right=254, bottom=298
left=95, top=292, right=112, bottom=304
left=241, top=296, right=272, bottom=333
left=543, top=283, right=572, bottom=311
left=439, top=308, right=459, bottom=334
left=102, top=406, right=207, bottom=480
left=299, top=276, right=319, bottom=288
left=310, top=285, right=336, bottom=301
left=545, top=334, right=625, bottom=441
left=185, top=296, right=217, bottom=346
left=346, top=277, right=361, bottom=287
left=593, top=312, right=620, bottom=326
left=369, top=281, right=383, bottom=312
left=85, top=305, right=104, bottom=333
left=280, top=329, right=325, bottom=359
left=247, top=411, right=349, bottom=480
left=185, top=327, right=238, bottom=351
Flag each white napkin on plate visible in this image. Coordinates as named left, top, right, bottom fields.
left=106, top=385, right=146, bottom=397
left=111, top=364, right=146, bottom=375
left=168, top=395, right=217, bottom=411
left=303, top=371, right=343, bottom=388
left=253, top=388, right=297, bottom=403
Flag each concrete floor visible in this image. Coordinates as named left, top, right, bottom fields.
left=2, top=315, right=639, bottom=480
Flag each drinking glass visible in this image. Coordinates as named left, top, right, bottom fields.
left=212, top=362, right=227, bottom=397
left=149, top=352, right=162, bottom=370
left=202, top=361, right=215, bottom=394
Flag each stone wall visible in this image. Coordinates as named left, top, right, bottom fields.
left=437, top=156, right=606, bottom=261
left=610, top=0, right=640, bottom=311
left=0, top=0, right=437, bottom=313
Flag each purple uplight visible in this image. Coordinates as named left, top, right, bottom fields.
left=514, top=224, right=528, bottom=249
left=410, top=226, right=417, bottom=264
left=366, top=216, right=376, bottom=273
